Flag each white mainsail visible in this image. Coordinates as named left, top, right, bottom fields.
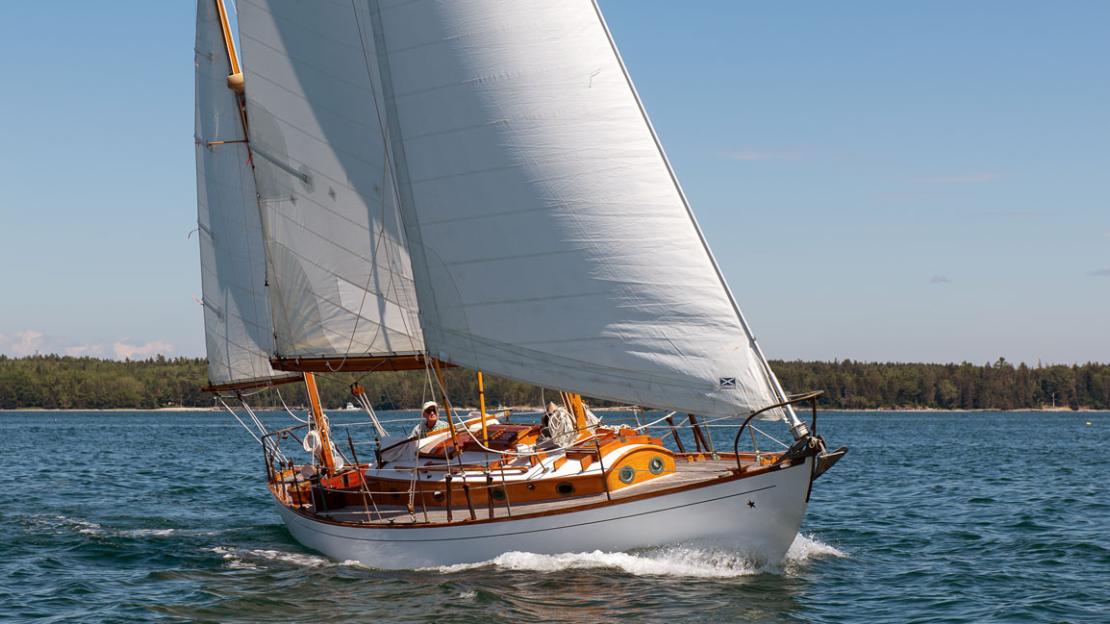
left=368, top=0, right=787, bottom=418
left=236, top=0, right=424, bottom=363
left=194, top=0, right=298, bottom=389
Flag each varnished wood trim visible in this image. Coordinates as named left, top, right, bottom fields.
left=270, top=353, right=451, bottom=373
left=272, top=454, right=809, bottom=530
left=201, top=374, right=302, bottom=393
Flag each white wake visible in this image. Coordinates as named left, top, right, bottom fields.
left=430, top=534, right=846, bottom=577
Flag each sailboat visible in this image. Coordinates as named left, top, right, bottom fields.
left=195, top=0, right=846, bottom=569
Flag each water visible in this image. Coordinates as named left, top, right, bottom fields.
left=1, top=410, right=1107, bottom=623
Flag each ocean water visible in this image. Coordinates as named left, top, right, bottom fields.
left=1, top=410, right=1107, bottom=623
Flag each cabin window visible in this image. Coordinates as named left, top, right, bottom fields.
left=619, top=466, right=636, bottom=484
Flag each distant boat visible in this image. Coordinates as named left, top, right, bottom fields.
left=194, top=0, right=845, bottom=569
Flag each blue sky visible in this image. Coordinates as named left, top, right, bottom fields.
left=0, top=1, right=1106, bottom=364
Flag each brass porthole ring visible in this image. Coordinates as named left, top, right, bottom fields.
left=648, top=457, right=665, bottom=474
left=618, top=465, right=636, bottom=484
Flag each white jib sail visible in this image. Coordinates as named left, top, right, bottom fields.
left=368, top=0, right=787, bottom=418
left=194, top=0, right=298, bottom=388
left=236, top=0, right=424, bottom=361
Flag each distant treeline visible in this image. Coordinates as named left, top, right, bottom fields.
left=0, top=355, right=1107, bottom=411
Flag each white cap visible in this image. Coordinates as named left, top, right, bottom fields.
left=422, top=401, right=439, bottom=413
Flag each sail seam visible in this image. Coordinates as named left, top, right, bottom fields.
left=588, top=0, right=792, bottom=417
left=362, top=0, right=447, bottom=351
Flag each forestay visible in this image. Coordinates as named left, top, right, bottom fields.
left=194, top=0, right=298, bottom=389
left=369, top=0, right=786, bottom=418
left=237, top=0, right=424, bottom=363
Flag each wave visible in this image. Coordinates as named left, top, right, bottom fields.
left=785, top=533, right=847, bottom=562
left=119, top=528, right=177, bottom=538
left=208, top=546, right=332, bottom=570
left=21, top=515, right=196, bottom=540
left=429, top=533, right=846, bottom=577
left=20, top=514, right=106, bottom=536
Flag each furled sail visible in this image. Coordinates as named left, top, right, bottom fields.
left=236, top=0, right=424, bottom=367
left=369, top=0, right=787, bottom=418
left=194, top=0, right=298, bottom=390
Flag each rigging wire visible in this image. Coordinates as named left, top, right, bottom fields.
left=275, top=387, right=310, bottom=424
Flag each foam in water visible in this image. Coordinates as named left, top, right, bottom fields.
left=25, top=514, right=188, bottom=540
left=785, top=533, right=846, bottom=563
left=120, top=528, right=176, bottom=538
left=28, top=514, right=105, bottom=536
left=208, top=546, right=331, bottom=570
left=429, top=534, right=846, bottom=577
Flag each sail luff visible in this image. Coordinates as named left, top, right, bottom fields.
left=195, top=0, right=299, bottom=390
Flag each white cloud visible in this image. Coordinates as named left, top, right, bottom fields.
left=112, top=340, right=174, bottom=360
left=0, top=330, right=45, bottom=356
left=0, top=330, right=175, bottom=360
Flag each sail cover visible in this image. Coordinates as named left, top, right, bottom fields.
left=236, top=0, right=424, bottom=363
left=194, top=0, right=298, bottom=389
left=366, top=0, right=785, bottom=417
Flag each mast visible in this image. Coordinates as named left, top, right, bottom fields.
left=477, top=371, right=490, bottom=446
left=432, top=359, right=458, bottom=438
left=213, top=0, right=240, bottom=81
left=196, top=0, right=299, bottom=392
left=207, top=0, right=337, bottom=471
left=303, top=372, right=337, bottom=474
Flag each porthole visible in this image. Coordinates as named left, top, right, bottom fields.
left=490, top=487, right=506, bottom=501
left=555, top=482, right=575, bottom=496
left=648, top=457, right=665, bottom=475
left=618, top=465, right=636, bottom=484
left=432, top=490, right=445, bottom=501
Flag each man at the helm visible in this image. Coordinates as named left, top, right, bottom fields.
left=410, top=400, right=447, bottom=439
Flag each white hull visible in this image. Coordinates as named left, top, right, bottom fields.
left=274, top=457, right=814, bottom=569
